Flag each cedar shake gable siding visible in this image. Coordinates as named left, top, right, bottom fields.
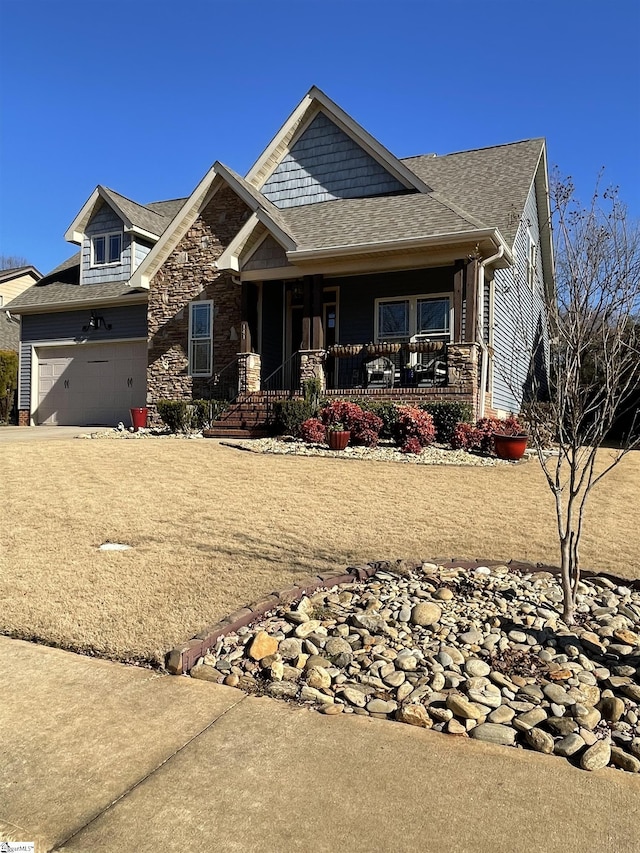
left=147, top=186, right=252, bottom=405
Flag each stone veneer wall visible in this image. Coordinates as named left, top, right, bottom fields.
left=299, top=350, right=326, bottom=391
left=146, top=186, right=251, bottom=417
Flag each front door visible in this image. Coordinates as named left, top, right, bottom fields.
left=323, top=298, right=337, bottom=388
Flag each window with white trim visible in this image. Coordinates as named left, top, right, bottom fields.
left=189, top=300, right=214, bottom=377
left=92, top=232, right=122, bottom=266
left=375, top=295, right=452, bottom=343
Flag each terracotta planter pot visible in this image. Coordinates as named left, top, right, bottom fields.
left=493, top=433, right=528, bottom=461
left=328, top=430, right=350, bottom=450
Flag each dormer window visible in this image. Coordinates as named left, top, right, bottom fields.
left=92, top=232, right=122, bottom=266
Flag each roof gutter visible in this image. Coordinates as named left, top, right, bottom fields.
left=7, top=292, right=149, bottom=315
left=477, top=245, right=504, bottom=417
left=287, top=228, right=512, bottom=264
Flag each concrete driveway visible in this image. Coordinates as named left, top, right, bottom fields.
left=0, top=425, right=92, bottom=442
left=1, top=637, right=638, bottom=853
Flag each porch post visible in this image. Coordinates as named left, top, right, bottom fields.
left=311, top=274, right=324, bottom=349
left=464, top=259, right=479, bottom=342
left=240, top=281, right=252, bottom=353
left=453, top=260, right=464, bottom=341
left=301, top=276, right=312, bottom=350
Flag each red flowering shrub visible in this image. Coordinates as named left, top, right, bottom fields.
left=320, top=400, right=383, bottom=447
left=451, top=422, right=482, bottom=451
left=393, top=405, right=436, bottom=449
left=451, top=416, right=525, bottom=453
left=300, top=417, right=326, bottom=444
left=400, top=437, right=424, bottom=454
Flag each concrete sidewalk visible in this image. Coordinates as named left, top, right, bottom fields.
left=1, top=637, right=638, bottom=853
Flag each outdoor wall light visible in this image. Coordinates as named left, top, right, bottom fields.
left=83, top=311, right=112, bottom=331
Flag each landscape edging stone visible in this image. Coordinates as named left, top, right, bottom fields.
left=165, top=559, right=639, bottom=675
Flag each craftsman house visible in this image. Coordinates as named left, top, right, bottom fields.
left=7, top=87, right=553, bottom=428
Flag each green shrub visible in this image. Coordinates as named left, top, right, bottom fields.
left=357, top=400, right=399, bottom=438
left=272, top=398, right=315, bottom=436
left=157, top=398, right=230, bottom=432
left=301, top=377, right=322, bottom=416
left=420, top=401, right=473, bottom=443
left=157, top=399, right=190, bottom=433
left=0, top=349, right=18, bottom=423
left=190, top=399, right=229, bottom=430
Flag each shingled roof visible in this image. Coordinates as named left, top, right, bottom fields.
left=99, top=187, right=175, bottom=237
left=5, top=279, right=147, bottom=312
left=279, top=191, right=485, bottom=251
left=402, top=139, right=545, bottom=246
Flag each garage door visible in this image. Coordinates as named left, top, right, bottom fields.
left=36, top=342, right=147, bottom=426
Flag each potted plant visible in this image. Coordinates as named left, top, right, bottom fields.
left=492, top=416, right=528, bottom=460
left=327, top=421, right=350, bottom=450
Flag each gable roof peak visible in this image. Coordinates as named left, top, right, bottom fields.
left=245, top=86, right=432, bottom=198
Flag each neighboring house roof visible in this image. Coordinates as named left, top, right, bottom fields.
left=402, top=139, right=546, bottom=246
left=0, top=264, right=43, bottom=284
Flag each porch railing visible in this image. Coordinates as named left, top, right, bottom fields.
left=326, top=342, right=447, bottom=390
left=208, top=356, right=239, bottom=402
left=262, top=351, right=301, bottom=393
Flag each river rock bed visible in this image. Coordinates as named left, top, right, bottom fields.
left=222, top=437, right=518, bottom=466
left=191, top=561, right=640, bottom=773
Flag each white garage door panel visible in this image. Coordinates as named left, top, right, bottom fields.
left=36, top=342, right=147, bottom=426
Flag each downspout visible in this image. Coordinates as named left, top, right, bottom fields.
left=477, top=246, right=504, bottom=417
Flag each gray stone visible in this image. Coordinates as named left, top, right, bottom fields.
left=341, top=687, right=367, bottom=707
left=268, top=681, right=299, bottom=698
left=525, top=727, right=555, bottom=754
left=395, top=704, right=432, bottom=728
left=508, top=630, right=528, bottom=643
left=547, top=717, right=579, bottom=736
left=459, top=630, right=483, bottom=645
left=543, top=683, right=572, bottom=705
left=513, top=707, right=548, bottom=732
left=278, top=637, right=303, bottom=660
left=300, top=685, right=333, bottom=705
left=367, top=698, right=398, bottom=715
left=410, top=602, right=442, bottom=627
left=465, top=658, right=491, bottom=678
left=191, top=664, right=223, bottom=683
left=610, top=746, right=640, bottom=773
left=580, top=739, right=611, bottom=771
left=446, top=694, right=487, bottom=720
left=383, top=670, right=406, bottom=688
left=554, top=733, right=586, bottom=757
left=470, top=724, right=517, bottom=746
left=488, top=705, right=515, bottom=724
left=620, top=684, right=640, bottom=702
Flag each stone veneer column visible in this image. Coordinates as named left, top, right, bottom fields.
left=446, top=343, right=480, bottom=416
left=18, top=409, right=30, bottom=426
left=237, top=352, right=261, bottom=394
left=299, top=350, right=326, bottom=391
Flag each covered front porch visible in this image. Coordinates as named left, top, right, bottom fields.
left=225, top=261, right=485, bottom=415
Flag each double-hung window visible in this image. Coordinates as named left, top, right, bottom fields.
left=376, top=295, right=451, bottom=343
left=92, top=232, right=122, bottom=266
left=189, top=300, right=214, bottom=377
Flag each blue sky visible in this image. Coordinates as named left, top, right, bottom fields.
left=1, top=0, right=638, bottom=274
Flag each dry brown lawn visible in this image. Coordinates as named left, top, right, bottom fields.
left=2, top=438, right=639, bottom=665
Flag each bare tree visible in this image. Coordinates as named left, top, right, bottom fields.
left=0, top=254, right=30, bottom=270
left=525, top=173, right=640, bottom=623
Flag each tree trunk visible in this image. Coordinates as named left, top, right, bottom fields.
left=560, top=538, right=575, bottom=625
